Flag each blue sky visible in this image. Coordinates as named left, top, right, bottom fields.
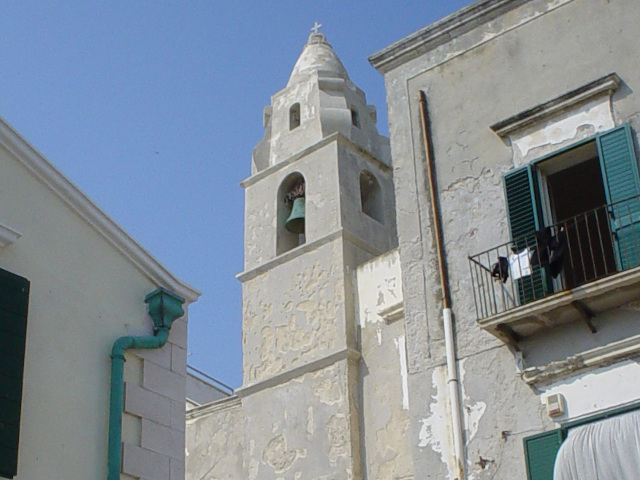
left=1, top=1, right=473, bottom=388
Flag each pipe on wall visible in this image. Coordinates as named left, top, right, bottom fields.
left=419, top=90, right=466, bottom=480
left=107, top=287, right=185, bottom=480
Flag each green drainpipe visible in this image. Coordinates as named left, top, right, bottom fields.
left=107, top=287, right=185, bottom=480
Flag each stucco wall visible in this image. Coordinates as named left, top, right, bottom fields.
left=357, top=250, right=413, bottom=480
left=0, top=129, right=192, bottom=479
left=377, top=0, right=640, bottom=478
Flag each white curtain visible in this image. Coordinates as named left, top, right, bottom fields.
left=554, top=409, right=640, bottom=480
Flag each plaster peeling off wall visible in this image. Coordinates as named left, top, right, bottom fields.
left=418, top=365, right=456, bottom=479
left=419, top=360, right=487, bottom=480
left=510, top=96, right=615, bottom=165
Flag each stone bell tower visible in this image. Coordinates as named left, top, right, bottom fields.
left=236, top=26, right=396, bottom=479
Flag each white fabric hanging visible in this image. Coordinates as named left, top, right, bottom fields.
left=554, top=409, right=640, bottom=480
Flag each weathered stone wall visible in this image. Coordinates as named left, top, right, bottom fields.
left=357, top=250, right=413, bottom=480
left=374, top=0, right=640, bottom=478
left=186, top=397, right=244, bottom=479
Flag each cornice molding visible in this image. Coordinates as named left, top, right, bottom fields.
left=491, top=73, right=621, bottom=136
left=0, top=222, right=21, bottom=247
left=522, top=333, right=640, bottom=385
left=369, top=0, right=531, bottom=74
left=0, top=117, right=200, bottom=302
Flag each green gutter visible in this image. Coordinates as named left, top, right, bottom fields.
left=107, top=287, right=185, bottom=480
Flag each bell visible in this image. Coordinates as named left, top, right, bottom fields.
left=285, top=197, right=306, bottom=234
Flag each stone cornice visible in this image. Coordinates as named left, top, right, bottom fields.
left=241, top=132, right=391, bottom=189
left=0, top=116, right=200, bottom=303
left=235, top=347, right=361, bottom=398
left=522, top=334, right=640, bottom=385
left=186, top=395, right=241, bottom=420
left=490, top=73, right=621, bottom=136
left=369, top=0, right=532, bottom=74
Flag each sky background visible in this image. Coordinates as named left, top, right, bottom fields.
left=0, top=1, right=474, bottom=389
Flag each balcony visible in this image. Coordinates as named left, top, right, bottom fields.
left=469, top=195, right=640, bottom=344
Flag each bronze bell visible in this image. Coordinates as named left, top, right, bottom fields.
left=285, top=197, right=306, bottom=234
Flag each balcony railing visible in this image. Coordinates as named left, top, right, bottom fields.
left=469, top=195, right=640, bottom=324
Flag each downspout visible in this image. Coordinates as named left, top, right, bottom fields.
left=419, top=90, right=466, bottom=480
left=107, top=287, right=185, bottom=480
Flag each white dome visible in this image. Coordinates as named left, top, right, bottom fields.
left=287, top=33, right=349, bottom=87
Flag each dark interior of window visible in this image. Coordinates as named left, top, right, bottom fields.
left=543, top=145, right=617, bottom=288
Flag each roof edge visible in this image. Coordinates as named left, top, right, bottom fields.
left=0, top=117, right=201, bottom=303
left=369, top=0, right=532, bottom=74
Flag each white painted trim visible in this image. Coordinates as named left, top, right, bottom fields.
left=0, top=116, right=200, bottom=303
left=0, top=222, right=21, bottom=247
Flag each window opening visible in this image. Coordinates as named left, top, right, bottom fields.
left=351, top=106, right=360, bottom=128
left=277, top=173, right=306, bottom=255
left=289, top=103, right=301, bottom=130
left=360, top=170, right=383, bottom=223
left=502, top=125, right=640, bottom=305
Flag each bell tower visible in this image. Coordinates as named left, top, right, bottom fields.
left=236, top=26, right=396, bottom=479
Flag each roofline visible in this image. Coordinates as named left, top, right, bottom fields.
left=369, top=0, right=531, bottom=74
left=0, top=116, right=201, bottom=303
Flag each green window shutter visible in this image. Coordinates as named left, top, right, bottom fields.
left=597, top=124, right=640, bottom=270
left=0, top=267, right=30, bottom=479
left=523, top=429, right=563, bottom=480
left=504, top=166, right=546, bottom=303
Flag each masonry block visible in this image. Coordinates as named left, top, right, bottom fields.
left=142, top=360, right=186, bottom=402
left=134, top=344, right=171, bottom=369
left=141, top=418, right=185, bottom=461
left=171, top=400, right=186, bottom=432
left=124, top=382, right=172, bottom=427
left=171, top=344, right=187, bottom=374
left=169, top=318, right=188, bottom=349
left=122, top=443, right=170, bottom=480
left=170, top=458, right=185, bottom=480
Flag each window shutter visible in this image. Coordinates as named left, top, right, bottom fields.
left=524, top=429, right=563, bottom=480
left=597, top=124, right=640, bottom=270
left=0, top=268, right=30, bottom=479
left=504, top=166, right=546, bottom=303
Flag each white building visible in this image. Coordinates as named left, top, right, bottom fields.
left=0, top=115, right=199, bottom=479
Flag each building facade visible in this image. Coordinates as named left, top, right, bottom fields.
left=370, top=0, right=640, bottom=478
left=0, top=116, right=199, bottom=479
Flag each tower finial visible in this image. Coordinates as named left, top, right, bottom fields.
left=311, top=21, right=322, bottom=35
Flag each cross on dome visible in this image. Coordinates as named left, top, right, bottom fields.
left=311, top=21, right=322, bottom=34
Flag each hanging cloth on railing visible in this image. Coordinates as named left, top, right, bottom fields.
left=554, top=409, right=640, bottom=480
left=530, top=227, right=567, bottom=278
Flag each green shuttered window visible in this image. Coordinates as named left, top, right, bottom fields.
left=503, top=165, right=547, bottom=303
left=0, top=268, right=30, bottom=479
left=598, top=125, right=640, bottom=269
left=503, top=123, right=640, bottom=296
left=524, top=429, right=563, bottom=480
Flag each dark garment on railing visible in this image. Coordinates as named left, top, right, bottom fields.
left=530, top=227, right=567, bottom=278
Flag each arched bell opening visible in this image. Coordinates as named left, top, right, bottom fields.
left=360, top=170, right=384, bottom=223
left=289, top=103, right=301, bottom=130
left=277, top=172, right=306, bottom=255
left=350, top=106, right=360, bottom=129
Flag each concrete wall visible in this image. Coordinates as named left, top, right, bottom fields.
left=373, top=0, right=640, bottom=478
left=0, top=122, right=195, bottom=479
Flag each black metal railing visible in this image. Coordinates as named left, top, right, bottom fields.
left=469, top=195, right=640, bottom=320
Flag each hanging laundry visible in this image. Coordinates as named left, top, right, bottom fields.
left=529, top=227, right=566, bottom=278
left=491, top=256, right=509, bottom=283
left=509, top=248, right=532, bottom=280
